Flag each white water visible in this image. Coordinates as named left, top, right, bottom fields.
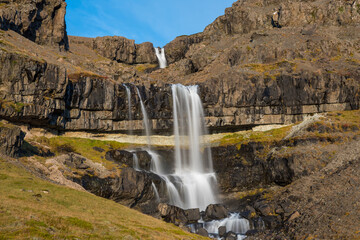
left=132, top=153, right=139, bottom=170
left=136, top=87, right=152, bottom=147
left=155, top=47, right=167, bottom=69
left=144, top=84, right=218, bottom=210
left=123, top=84, right=133, bottom=135
left=202, top=213, right=250, bottom=238
left=152, top=182, right=160, bottom=203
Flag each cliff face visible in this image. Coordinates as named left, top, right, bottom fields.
left=0, top=0, right=359, bottom=133
left=0, top=0, right=69, bottom=50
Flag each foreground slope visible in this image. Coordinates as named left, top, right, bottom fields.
left=0, top=157, right=206, bottom=240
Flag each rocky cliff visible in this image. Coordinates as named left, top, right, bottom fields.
left=0, top=0, right=358, bottom=133
left=0, top=0, right=69, bottom=50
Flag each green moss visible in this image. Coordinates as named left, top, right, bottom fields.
left=338, top=6, right=344, bottom=13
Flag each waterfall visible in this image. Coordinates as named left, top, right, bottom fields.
left=123, top=84, right=133, bottom=135
left=152, top=182, right=160, bottom=203
left=155, top=47, right=167, bottom=69
left=132, top=153, right=139, bottom=170
left=136, top=87, right=152, bottom=147
left=201, top=213, right=250, bottom=239
left=146, top=84, right=218, bottom=211
left=170, top=84, right=218, bottom=210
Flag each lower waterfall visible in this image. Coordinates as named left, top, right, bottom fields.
left=128, top=83, right=249, bottom=238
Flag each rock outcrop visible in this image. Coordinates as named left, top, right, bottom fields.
left=0, top=124, right=25, bottom=157
left=0, top=0, right=69, bottom=50
left=92, top=36, right=158, bottom=64
left=158, top=203, right=201, bottom=226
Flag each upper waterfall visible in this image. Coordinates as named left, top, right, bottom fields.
left=155, top=47, right=167, bottom=69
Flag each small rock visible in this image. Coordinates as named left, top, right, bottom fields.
left=42, top=190, right=49, bottom=194
left=33, top=194, right=42, bottom=198
left=197, top=228, right=208, bottom=237
left=245, top=229, right=258, bottom=236
left=288, top=211, right=301, bottom=221
left=92, top=147, right=105, bottom=153
left=225, top=231, right=237, bottom=240
left=218, top=226, right=226, bottom=237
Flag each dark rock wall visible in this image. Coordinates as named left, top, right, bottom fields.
left=0, top=0, right=69, bottom=50
left=0, top=124, right=25, bottom=157
left=0, top=50, right=359, bottom=132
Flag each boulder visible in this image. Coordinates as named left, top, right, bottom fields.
left=158, top=203, right=200, bottom=226
left=218, top=226, right=227, bottom=237
left=197, top=228, right=208, bottom=237
left=105, top=150, right=134, bottom=166
left=0, top=0, right=69, bottom=50
left=225, top=231, right=237, bottom=240
left=204, top=204, right=228, bottom=221
left=0, top=124, right=25, bottom=157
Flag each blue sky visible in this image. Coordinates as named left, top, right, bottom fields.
left=66, top=0, right=234, bottom=47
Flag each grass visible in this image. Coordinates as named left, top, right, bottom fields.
left=0, top=158, right=206, bottom=240
left=33, top=136, right=138, bottom=169
left=0, top=101, right=27, bottom=113
left=217, top=125, right=293, bottom=147
left=135, top=63, right=158, bottom=73
left=214, top=110, right=360, bottom=147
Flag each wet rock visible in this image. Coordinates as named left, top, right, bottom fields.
left=184, top=208, right=201, bottom=223
left=204, top=204, right=229, bottom=221
left=197, top=228, right=209, bottom=237
left=134, top=150, right=152, bottom=171
left=0, top=125, right=25, bottom=157
left=218, top=226, right=227, bottom=237
left=158, top=203, right=200, bottom=225
left=225, top=231, right=237, bottom=240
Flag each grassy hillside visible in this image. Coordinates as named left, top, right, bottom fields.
left=0, top=158, right=206, bottom=240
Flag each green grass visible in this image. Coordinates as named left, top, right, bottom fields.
left=217, top=125, right=293, bottom=147
left=0, top=159, right=206, bottom=240
left=33, top=136, right=140, bottom=169
left=214, top=110, right=360, bottom=147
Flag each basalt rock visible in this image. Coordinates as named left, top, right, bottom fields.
left=92, top=36, right=157, bottom=64
left=203, top=204, right=229, bottom=221
left=0, top=0, right=69, bottom=50
left=0, top=124, right=25, bottom=157
left=105, top=149, right=152, bottom=170
left=158, top=203, right=201, bottom=226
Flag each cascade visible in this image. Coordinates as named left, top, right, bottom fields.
left=133, top=84, right=250, bottom=238
left=155, top=47, right=167, bottom=69
left=123, top=84, right=133, bottom=135
left=136, top=87, right=152, bottom=147
left=132, top=153, right=139, bottom=170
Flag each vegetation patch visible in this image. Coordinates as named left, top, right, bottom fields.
left=32, top=136, right=137, bottom=169
left=0, top=159, right=206, bottom=240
